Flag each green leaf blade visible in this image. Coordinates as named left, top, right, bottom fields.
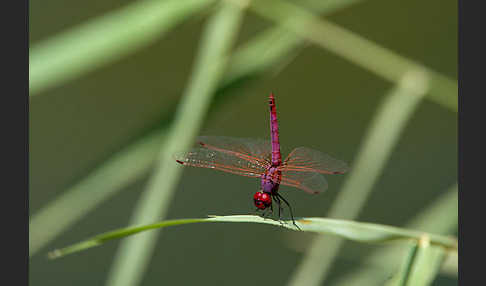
left=405, top=238, right=446, bottom=286
left=47, top=215, right=457, bottom=260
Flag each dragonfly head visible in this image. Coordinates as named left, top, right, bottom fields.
left=253, top=191, right=272, bottom=210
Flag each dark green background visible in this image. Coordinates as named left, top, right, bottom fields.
left=29, top=0, right=457, bottom=285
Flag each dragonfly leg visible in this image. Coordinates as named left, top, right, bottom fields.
left=276, top=193, right=301, bottom=231
left=262, top=207, right=271, bottom=219
left=265, top=201, right=273, bottom=218
left=273, top=195, right=281, bottom=219
left=255, top=208, right=266, bottom=218
left=258, top=205, right=273, bottom=220
left=272, top=195, right=286, bottom=227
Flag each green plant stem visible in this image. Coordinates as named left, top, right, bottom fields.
left=404, top=238, right=446, bottom=286
left=287, top=71, right=430, bottom=286
left=47, top=215, right=457, bottom=260
left=104, top=3, right=247, bottom=286
left=29, top=0, right=363, bottom=258
left=29, top=0, right=215, bottom=95
left=333, top=185, right=457, bottom=285
left=386, top=241, right=420, bottom=286
left=241, top=0, right=457, bottom=111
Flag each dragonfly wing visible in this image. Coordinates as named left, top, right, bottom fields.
left=174, top=147, right=267, bottom=178
left=283, top=147, right=349, bottom=175
left=280, top=171, right=328, bottom=194
left=197, top=136, right=272, bottom=166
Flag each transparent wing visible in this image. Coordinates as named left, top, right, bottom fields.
left=280, top=171, right=328, bottom=194
left=174, top=136, right=272, bottom=178
left=282, top=147, right=349, bottom=175
left=174, top=148, right=267, bottom=178
left=197, top=136, right=272, bottom=167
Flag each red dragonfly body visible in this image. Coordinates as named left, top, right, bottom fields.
left=175, top=93, right=349, bottom=226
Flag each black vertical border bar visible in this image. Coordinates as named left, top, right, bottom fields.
left=26, top=0, right=30, bottom=284
left=458, top=0, right=485, bottom=284
left=457, top=0, right=462, bottom=284
left=1, top=0, right=28, bottom=284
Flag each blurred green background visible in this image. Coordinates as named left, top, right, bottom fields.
left=29, top=0, right=457, bottom=285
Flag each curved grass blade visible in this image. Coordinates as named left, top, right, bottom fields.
left=47, top=215, right=457, bottom=260
left=48, top=218, right=208, bottom=259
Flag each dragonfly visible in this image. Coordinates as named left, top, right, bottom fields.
left=175, top=93, right=349, bottom=228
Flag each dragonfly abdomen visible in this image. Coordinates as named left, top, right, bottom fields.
left=269, top=93, right=282, bottom=166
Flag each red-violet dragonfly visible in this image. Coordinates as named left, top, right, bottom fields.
left=175, top=93, right=349, bottom=228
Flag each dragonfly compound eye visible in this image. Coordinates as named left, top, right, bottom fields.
left=253, top=192, right=272, bottom=209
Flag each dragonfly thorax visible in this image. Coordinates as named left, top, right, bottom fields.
left=260, top=166, right=281, bottom=194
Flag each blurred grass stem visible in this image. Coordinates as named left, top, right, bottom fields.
left=287, top=71, right=430, bottom=286
left=242, top=0, right=457, bottom=111
left=29, top=0, right=215, bottom=95
left=29, top=131, right=166, bottom=256
left=104, top=3, right=246, bottom=286
left=334, top=184, right=457, bottom=285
